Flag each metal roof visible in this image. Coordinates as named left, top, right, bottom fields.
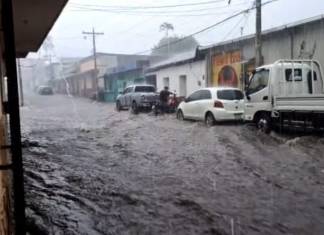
left=199, top=14, right=324, bottom=51
left=147, top=15, right=324, bottom=71
left=147, top=49, right=198, bottom=71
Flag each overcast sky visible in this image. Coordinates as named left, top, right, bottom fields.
left=33, top=0, right=324, bottom=58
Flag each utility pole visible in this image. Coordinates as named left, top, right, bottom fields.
left=17, top=59, right=24, bottom=106
left=82, top=28, right=104, bottom=97
left=255, top=0, right=262, bottom=66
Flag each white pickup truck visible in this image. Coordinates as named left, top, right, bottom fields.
left=244, top=59, right=324, bottom=133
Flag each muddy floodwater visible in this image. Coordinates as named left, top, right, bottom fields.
left=21, top=94, right=324, bottom=235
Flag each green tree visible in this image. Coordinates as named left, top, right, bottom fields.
left=151, top=35, right=198, bottom=56
left=159, top=22, right=174, bottom=37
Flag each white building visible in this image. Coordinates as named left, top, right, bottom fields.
left=145, top=50, right=206, bottom=97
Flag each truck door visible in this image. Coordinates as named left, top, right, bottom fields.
left=125, top=86, right=134, bottom=107
left=245, top=69, right=271, bottom=121
left=307, top=69, right=323, bottom=94
left=120, top=87, right=128, bottom=106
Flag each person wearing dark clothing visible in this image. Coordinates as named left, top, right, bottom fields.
left=160, top=86, right=171, bottom=113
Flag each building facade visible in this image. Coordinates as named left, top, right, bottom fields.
left=54, top=53, right=153, bottom=99
left=146, top=50, right=206, bottom=97
left=201, top=15, right=324, bottom=89
left=147, top=15, right=324, bottom=98
left=104, top=68, right=147, bottom=102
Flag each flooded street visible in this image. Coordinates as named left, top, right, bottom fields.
left=21, top=94, right=324, bottom=235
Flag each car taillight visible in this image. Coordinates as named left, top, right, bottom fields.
left=214, top=100, right=224, bottom=108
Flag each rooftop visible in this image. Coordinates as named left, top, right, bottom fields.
left=147, top=49, right=198, bottom=71
left=79, top=52, right=153, bottom=63
left=199, top=14, right=324, bottom=51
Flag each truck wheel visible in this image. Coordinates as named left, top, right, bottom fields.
left=116, top=101, right=122, bottom=112
left=131, top=101, right=139, bottom=114
left=153, top=104, right=159, bottom=116
left=256, top=113, right=271, bottom=134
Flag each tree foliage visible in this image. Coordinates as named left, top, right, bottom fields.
left=159, top=22, right=174, bottom=37
left=151, top=35, right=198, bottom=56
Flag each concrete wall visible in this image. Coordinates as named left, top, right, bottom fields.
left=79, top=55, right=118, bottom=73
left=262, top=31, right=292, bottom=64
left=293, top=20, right=324, bottom=66
left=154, top=60, right=206, bottom=97
left=262, top=20, right=324, bottom=66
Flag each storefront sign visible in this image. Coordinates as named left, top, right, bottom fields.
left=212, top=51, right=242, bottom=88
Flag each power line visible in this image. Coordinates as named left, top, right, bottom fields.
left=68, top=2, right=251, bottom=17
left=221, top=4, right=252, bottom=40
left=59, top=2, right=253, bottom=43
left=69, top=0, right=227, bottom=10
left=69, top=10, right=243, bottom=17
left=69, top=0, right=248, bottom=13
left=133, top=0, right=278, bottom=55
left=240, top=8, right=252, bottom=36
left=114, top=16, right=156, bottom=35
left=70, top=8, right=247, bottom=17
left=222, top=15, right=246, bottom=41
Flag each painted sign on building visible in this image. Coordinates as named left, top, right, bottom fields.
left=212, top=51, right=242, bottom=88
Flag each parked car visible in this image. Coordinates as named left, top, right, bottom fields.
left=37, top=86, right=54, bottom=95
left=244, top=59, right=324, bottom=133
left=176, top=87, right=244, bottom=126
left=116, top=85, right=159, bottom=113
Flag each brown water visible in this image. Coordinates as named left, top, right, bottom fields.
left=21, top=94, right=324, bottom=235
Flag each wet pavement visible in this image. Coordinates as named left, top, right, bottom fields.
left=21, top=94, right=324, bottom=235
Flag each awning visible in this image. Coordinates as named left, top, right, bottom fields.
left=12, top=0, right=68, bottom=57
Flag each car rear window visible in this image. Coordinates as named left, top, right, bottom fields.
left=135, top=86, right=155, bottom=92
left=217, top=90, right=244, bottom=100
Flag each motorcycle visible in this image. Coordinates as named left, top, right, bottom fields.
left=152, top=91, right=178, bottom=116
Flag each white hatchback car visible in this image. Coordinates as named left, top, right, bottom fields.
left=177, top=87, right=245, bottom=126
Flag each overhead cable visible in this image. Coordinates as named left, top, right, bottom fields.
left=69, top=0, right=228, bottom=10
left=133, top=0, right=278, bottom=55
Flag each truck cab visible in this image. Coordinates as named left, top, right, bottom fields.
left=244, top=60, right=324, bottom=132
left=116, top=84, right=158, bottom=113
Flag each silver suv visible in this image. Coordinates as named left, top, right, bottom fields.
left=116, top=85, right=158, bottom=113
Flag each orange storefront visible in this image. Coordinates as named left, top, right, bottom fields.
left=211, top=51, right=243, bottom=89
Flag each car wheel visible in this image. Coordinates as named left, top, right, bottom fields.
left=177, top=109, right=184, bottom=121
left=256, top=113, right=271, bottom=134
left=131, top=101, right=139, bottom=114
left=205, top=112, right=215, bottom=127
left=152, top=104, right=159, bottom=116
left=116, top=101, right=122, bottom=111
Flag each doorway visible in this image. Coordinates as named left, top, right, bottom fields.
left=179, top=75, right=187, bottom=97
left=163, top=77, right=170, bottom=88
